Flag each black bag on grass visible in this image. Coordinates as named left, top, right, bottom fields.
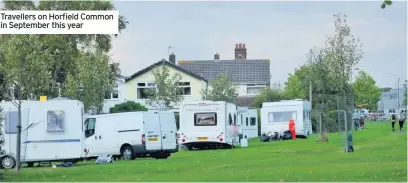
left=260, top=134, right=269, bottom=142
left=282, top=130, right=292, bottom=140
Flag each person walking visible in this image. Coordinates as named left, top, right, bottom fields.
left=398, top=110, right=406, bottom=132
left=359, top=116, right=365, bottom=131
left=353, top=112, right=360, bottom=131
left=391, top=113, right=397, bottom=132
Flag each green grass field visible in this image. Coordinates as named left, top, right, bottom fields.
left=3, top=121, right=407, bottom=182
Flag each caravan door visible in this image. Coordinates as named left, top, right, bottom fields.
left=143, top=112, right=162, bottom=151
left=158, top=112, right=177, bottom=150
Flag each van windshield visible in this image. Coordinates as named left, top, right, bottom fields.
left=268, top=111, right=297, bottom=122
left=194, top=112, right=217, bottom=126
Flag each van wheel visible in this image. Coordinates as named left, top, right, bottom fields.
left=186, top=145, right=193, bottom=151
left=1, top=155, right=16, bottom=169
left=121, top=146, right=135, bottom=160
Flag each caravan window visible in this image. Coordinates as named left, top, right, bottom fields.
left=228, top=114, right=233, bottom=125
left=241, top=114, right=243, bottom=125
left=234, top=114, right=237, bottom=126
left=250, top=117, right=256, bottom=126
left=85, top=118, right=96, bottom=138
left=246, top=117, right=249, bottom=126
left=268, top=111, right=297, bottom=122
left=5, top=111, right=18, bottom=134
left=47, top=110, right=65, bottom=132
left=194, top=113, right=217, bottom=126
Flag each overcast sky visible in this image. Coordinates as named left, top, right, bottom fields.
left=110, top=1, right=406, bottom=88
left=1, top=1, right=406, bottom=88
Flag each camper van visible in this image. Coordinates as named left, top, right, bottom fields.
left=237, top=108, right=259, bottom=139
left=0, top=98, right=85, bottom=169
left=83, top=111, right=178, bottom=160
left=179, top=101, right=239, bottom=150
left=261, top=99, right=312, bottom=138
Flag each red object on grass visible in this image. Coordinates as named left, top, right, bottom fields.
left=289, top=119, right=296, bottom=139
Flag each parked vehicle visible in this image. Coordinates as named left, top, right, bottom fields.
left=179, top=101, right=239, bottom=150
left=261, top=99, right=312, bottom=138
left=0, top=98, right=85, bottom=169
left=237, top=107, right=258, bottom=139
left=84, top=111, right=178, bottom=160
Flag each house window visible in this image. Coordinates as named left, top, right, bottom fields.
left=5, top=111, right=18, bottom=134
left=112, top=90, right=119, bottom=99
left=177, top=82, right=191, bottom=95
left=47, top=110, right=65, bottom=132
left=246, top=85, right=265, bottom=95
left=137, top=82, right=155, bottom=99
left=250, top=117, right=256, bottom=126
left=104, top=89, right=119, bottom=99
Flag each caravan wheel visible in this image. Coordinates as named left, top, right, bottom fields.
left=1, top=155, right=16, bottom=169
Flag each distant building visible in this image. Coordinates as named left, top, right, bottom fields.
left=377, top=84, right=407, bottom=113
left=178, top=43, right=271, bottom=107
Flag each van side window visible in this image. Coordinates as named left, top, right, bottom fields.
left=229, top=114, right=233, bottom=125
left=303, top=110, right=306, bottom=120
left=241, top=114, right=243, bottom=125
left=234, top=114, right=237, bottom=126
left=85, top=118, right=96, bottom=138
left=250, top=117, right=256, bottom=126
left=246, top=117, right=249, bottom=126
left=5, top=111, right=18, bottom=134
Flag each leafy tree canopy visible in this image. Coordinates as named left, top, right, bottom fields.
left=352, top=71, right=381, bottom=110
left=201, top=72, right=238, bottom=103
left=110, top=101, right=148, bottom=113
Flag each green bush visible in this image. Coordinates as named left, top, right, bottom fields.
left=109, top=101, right=148, bottom=113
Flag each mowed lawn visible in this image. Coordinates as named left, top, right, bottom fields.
left=4, top=121, right=407, bottom=182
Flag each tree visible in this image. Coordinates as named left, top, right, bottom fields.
left=352, top=71, right=381, bottom=110
left=252, top=86, right=285, bottom=108
left=145, top=62, right=184, bottom=111
left=63, top=50, right=116, bottom=114
left=283, top=73, right=306, bottom=99
left=201, top=72, right=238, bottom=103
left=110, top=101, right=148, bottom=113
left=381, top=0, right=392, bottom=9
left=0, top=35, right=54, bottom=172
left=2, top=0, right=129, bottom=97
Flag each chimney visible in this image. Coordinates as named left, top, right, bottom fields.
left=234, top=43, right=247, bottom=60
left=169, top=52, right=176, bottom=64
left=214, top=53, right=220, bottom=60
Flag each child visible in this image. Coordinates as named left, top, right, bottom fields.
left=399, top=110, right=406, bottom=132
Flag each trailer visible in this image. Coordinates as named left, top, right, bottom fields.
left=237, top=107, right=259, bottom=139
left=84, top=111, right=178, bottom=160
left=261, top=99, right=312, bottom=138
left=179, top=101, right=239, bottom=150
left=0, top=98, right=85, bottom=169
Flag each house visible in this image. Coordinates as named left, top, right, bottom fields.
left=124, top=56, right=208, bottom=111
left=177, top=43, right=271, bottom=107
left=101, top=75, right=128, bottom=113
left=377, top=84, right=407, bottom=113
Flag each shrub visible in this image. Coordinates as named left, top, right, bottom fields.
left=109, top=101, right=148, bottom=113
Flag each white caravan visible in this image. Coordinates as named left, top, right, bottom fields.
left=179, top=101, right=239, bottom=150
left=237, top=108, right=259, bottom=139
left=261, top=99, right=312, bottom=138
left=0, top=98, right=85, bottom=169
left=84, top=111, right=178, bottom=160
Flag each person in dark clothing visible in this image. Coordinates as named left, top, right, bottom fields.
left=391, top=113, right=397, bottom=132
left=399, top=110, right=406, bottom=132
left=359, top=116, right=365, bottom=130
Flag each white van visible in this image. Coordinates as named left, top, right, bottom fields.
left=237, top=108, right=259, bottom=139
left=0, top=98, right=85, bottom=169
left=179, top=101, right=239, bottom=150
left=261, top=99, right=312, bottom=138
left=84, top=111, right=178, bottom=160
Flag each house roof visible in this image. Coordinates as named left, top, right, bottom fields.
left=178, top=59, right=270, bottom=84
left=125, top=59, right=207, bottom=83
